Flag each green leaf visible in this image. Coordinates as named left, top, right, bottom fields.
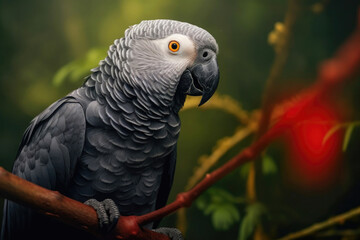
left=195, top=193, right=208, bottom=211
left=322, top=121, right=360, bottom=152
left=342, top=124, right=355, bottom=152
left=53, top=48, right=107, bottom=86
left=53, top=64, right=75, bottom=86
left=262, top=155, right=277, bottom=175
left=196, top=187, right=243, bottom=231
left=212, top=204, right=240, bottom=231
left=238, top=203, right=267, bottom=240
left=204, top=203, right=218, bottom=216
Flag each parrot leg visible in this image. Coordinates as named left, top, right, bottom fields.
left=84, top=198, right=120, bottom=233
left=153, top=227, right=184, bottom=240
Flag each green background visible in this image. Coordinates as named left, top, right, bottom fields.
left=1, top=0, right=359, bottom=239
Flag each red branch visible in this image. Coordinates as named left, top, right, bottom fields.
left=1, top=8, right=359, bottom=240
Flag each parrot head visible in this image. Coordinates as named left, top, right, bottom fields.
left=117, top=19, right=219, bottom=107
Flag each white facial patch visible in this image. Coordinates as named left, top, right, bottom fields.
left=153, top=34, right=197, bottom=66
left=128, top=33, right=198, bottom=89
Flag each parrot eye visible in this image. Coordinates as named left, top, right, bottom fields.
left=168, top=40, right=180, bottom=52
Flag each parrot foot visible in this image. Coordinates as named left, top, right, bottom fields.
left=84, top=198, right=120, bottom=233
left=153, top=227, right=184, bottom=240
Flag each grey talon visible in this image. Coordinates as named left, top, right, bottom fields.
left=84, top=198, right=119, bottom=232
left=153, top=227, right=184, bottom=240
left=102, top=199, right=120, bottom=227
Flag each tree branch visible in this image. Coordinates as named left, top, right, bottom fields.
left=0, top=167, right=101, bottom=238
left=0, top=167, right=169, bottom=240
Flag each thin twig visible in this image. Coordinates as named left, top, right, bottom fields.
left=277, top=206, right=360, bottom=240
left=256, top=0, right=302, bottom=139
left=315, top=228, right=360, bottom=238
left=185, top=121, right=258, bottom=191
left=247, top=0, right=302, bottom=208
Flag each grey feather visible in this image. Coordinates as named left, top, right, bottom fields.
left=2, top=97, right=86, bottom=240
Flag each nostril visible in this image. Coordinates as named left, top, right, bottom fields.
left=202, top=51, right=208, bottom=58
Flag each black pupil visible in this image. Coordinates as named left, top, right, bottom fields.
left=171, top=43, right=178, bottom=50
left=203, top=51, right=208, bottom=58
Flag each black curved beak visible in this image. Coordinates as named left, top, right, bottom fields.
left=179, top=57, right=220, bottom=106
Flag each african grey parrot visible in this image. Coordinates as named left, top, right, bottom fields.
left=1, top=19, right=219, bottom=240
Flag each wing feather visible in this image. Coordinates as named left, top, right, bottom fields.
left=1, top=96, right=86, bottom=240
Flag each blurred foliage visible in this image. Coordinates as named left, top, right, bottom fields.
left=238, top=203, right=269, bottom=240
left=0, top=0, right=360, bottom=239
left=53, top=48, right=107, bottom=86
left=196, top=187, right=243, bottom=231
